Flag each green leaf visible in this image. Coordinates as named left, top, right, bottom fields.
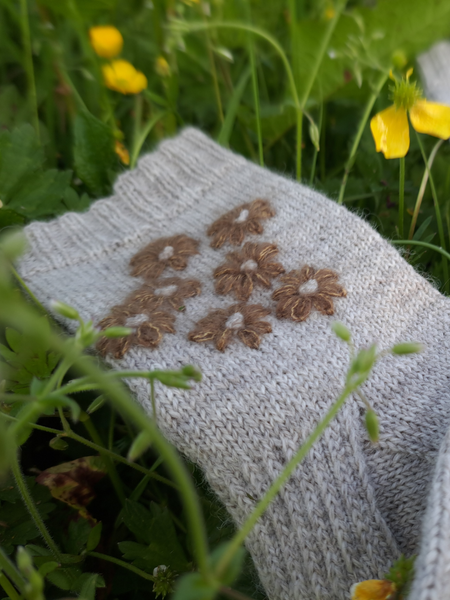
left=86, top=522, right=102, bottom=552
left=38, top=561, right=59, bottom=578
left=0, top=207, right=26, bottom=231
left=122, top=499, right=154, bottom=544
left=172, top=573, right=219, bottom=600
left=209, top=543, right=246, bottom=587
left=46, top=567, right=81, bottom=591
left=73, top=110, right=116, bottom=197
left=74, top=572, right=106, bottom=600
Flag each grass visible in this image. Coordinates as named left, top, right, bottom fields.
left=1, top=0, right=450, bottom=598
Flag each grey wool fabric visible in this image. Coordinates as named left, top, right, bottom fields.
left=18, top=127, right=450, bottom=600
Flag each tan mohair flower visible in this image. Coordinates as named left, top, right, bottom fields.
left=125, top=277, right=202, bottom=313
left=97, top=306, right=175, bottom=358
left=272, top=266, right=346, bottom=322
left=188, top=303, right=272, bottom=351
left=130, top=235, right=199, bottom=280
left=214, top=242, right=284, bottom=301
left=207, top=199, right=275, bottom=248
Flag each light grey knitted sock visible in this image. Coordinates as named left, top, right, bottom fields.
left=18, top=128, right=450, bottom=600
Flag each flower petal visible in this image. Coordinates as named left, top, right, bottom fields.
left=410, top=99, right=450, bottom=139
left=370, top=105, right=410, bottom=159
left=350, top=580, right=395, bottom=600
left=237, top=328, right=261, bottom=349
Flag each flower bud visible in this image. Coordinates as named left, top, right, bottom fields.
left=50, top=300, right=79, bottom=320
left=102, top=326, right=133, bottom=338
left=331, top=321, right=351, bottom=342
left=128, top=431, right=152, bottom=461
left=181, top=365, right=202, bottom=382
left=365, top=410, right=379, bottom=443
left=392, top=342, right=423, bottom=355
left=49, top=436, right=69, bottom=451
left=309, top=121, right=320, bottom=151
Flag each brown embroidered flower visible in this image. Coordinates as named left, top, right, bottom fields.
left=214, top=242, right=285, bottom=301
left=125, top=277, right=202, bottom=313
left=97, top=305, right=175, bottom=358
left=272, top=266, right=346, bottom=322
left=207, top=199, right=275, bottom=248
left=129, top=234, right=199, bottom=280
left=188, top=303, right=272, bottom=351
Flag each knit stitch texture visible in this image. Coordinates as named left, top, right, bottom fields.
left=18, top=127, right=450, bottom=600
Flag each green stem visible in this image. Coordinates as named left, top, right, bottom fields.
left=398, top=156, right=405, bottom=238
left=338, top=71, right=388, bottom=204
left=19, top=0, right=39, bottom=142
left=245, top=2, right=263, bottom=166
left=0, top=411, right=178, bottom=489
left=215, top=385, right=353, bottom=579
left=414, top=131, right=449, bottom=293
left=150, top=379, right=156, bottom=421
left=408, top=139, right=444, bottom=239
left=178, top=20, right=301, bottom=177
left=391, top=239, right=450, bottom=262
left=130, top=111, right=167, bottom=169
left=10, top=451, right=65, bottom=566
left=88, top=551, right=155, bottom=581
left=309, top=102, right=323, bottom=185
left=132, top=94, right=143, bottom=159
left=0, top=573, right=21, bottom=600
left=81, top=415, right=126, bottom=505
left=10, top=266, right=47, bottom=315
left=201, top=9, right=224, bottom=123
left=0, top=547, right=26, bottom=590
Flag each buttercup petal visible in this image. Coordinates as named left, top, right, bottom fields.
left=410, top=99, right=450, bottom=139
left=350, top=579, right=395, bottom=600
left=370, top=105, right=410, bottom=159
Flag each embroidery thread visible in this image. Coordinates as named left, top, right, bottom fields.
left=126, top=277, right=202, bottom=312
left=272, top=266, right=346, bottom=322
left=207, top=199, right=275, bottom=248
left=97, top=306, right=175, bottom=358
left=188, top=303, right=272, bottom=351
left=129, top=234, right=199, bottom=280
left=214, top=242, right=284, bottom=301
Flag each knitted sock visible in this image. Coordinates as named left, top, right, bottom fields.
left=19, top=128, right=450, bottom=600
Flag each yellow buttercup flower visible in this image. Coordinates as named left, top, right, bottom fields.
left=115, top=140, right=130, bottom=165
left=102, top=60, right=147, bottom=95
left=89, top=26, right=123, bottom=59
left=370, top=69, right=450, bottom=159
left=350, top=579, right=396, bottom=600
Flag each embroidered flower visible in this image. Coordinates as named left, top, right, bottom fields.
left=214, top=242, right=284, bottom=301
left=130, top=235, right=200, bottom=280
left=371, top=68, right=450, bottom=158
left=188, top=303, right=272, bottom=351
left=272, top=266, right=346, bottom=322
left=207, top=199, right=275, bottom=248
left=126, top=277, right=201, bottom=312
left=97, top=306, right=175, bottom=358
left=350, top=580, right=396, bottom=600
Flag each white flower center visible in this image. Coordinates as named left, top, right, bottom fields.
left=158, top=246, right=174, bottom=261
left=240, top=259, right=258, bottom=271
left=299, top=279, right=318, bottom=294
left=154, top=284, right=178, bottom=297
left=125, top=314, right=148, bottom=328
left=225, top=312, right=244, bottom=330
left=235, top=209, right=249, bottom=223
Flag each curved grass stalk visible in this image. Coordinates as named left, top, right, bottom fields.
left=19, top=0, right=39, bottom=142
left=391, top=239, right=450, bottom=262
left=408, top=139, right=444, bottom=240
left=338, top=71, right=388, bottom=205
left=130, top=111, right=167, bottom=169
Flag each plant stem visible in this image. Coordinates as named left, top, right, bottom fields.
left=408, top=139, right=444, bottom=239
left=130, top=111, right=167, bottom=168
left=0, top=547, right=26, bottom=590
left=9, top=266, right=47, bottom=315
left=309, top=102, right=323, bottom=185
left=391, top=239, right=450, bottom=262
left=150, top=379, right=157, bottom=420
left=200, top=9, right=223, bottom=123
left=0, top=573, right=21, bottom=600
left=19, top=0, right=39, bottom=142
left=414, top=131, right=449, bottom=293
left=215, top=385, right=353, bottom=579
left=245, top=2, right=263, bottom=166
left=10, top=451, right=65, bottom=566
left=0, top=411, right=178, bottom=489
left=398, top=156, right=405, bottom=238
left=338, top=71, right=388, bottom=204
left=88, top=551, right=155, bottom=581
